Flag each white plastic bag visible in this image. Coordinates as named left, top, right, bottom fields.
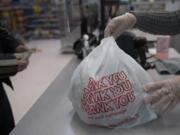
left=69, top=37, right=157, bottom=128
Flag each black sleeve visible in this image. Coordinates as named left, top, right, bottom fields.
left=0, top=27, right=19, bottom=78
left=0, top=54, right=15, bottom=60
left=0, top=27, right=22, bottom=53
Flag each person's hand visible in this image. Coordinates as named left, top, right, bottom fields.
left=104, top=13, right=137, bottom=38
left=15, top=45, right=29, bottom=72
left=15, top=45, right=29, bottom=53
left=144, top=77, right=180, bottom=114
left=14, top=53, right=25, bottom=60
left=17, top=59, right=29, bottom=72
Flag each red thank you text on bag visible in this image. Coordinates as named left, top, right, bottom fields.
left=81, top=71, right=136, bottom=119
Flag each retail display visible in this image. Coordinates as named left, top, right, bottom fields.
left=25, top=4, right=61, bottom=39
left=0, top=6, right=25, bottom=34
left=0, top=1, right=61, bottom=40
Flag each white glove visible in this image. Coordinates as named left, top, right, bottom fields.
left=104, top=13, right=137, bottom=38
left=144, top=77, right=180, bottom=115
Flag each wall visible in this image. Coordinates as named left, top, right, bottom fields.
left=165, top=1, right=180, bottom=11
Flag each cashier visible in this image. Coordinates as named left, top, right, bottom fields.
left=104, top=10, right=180, bottom=114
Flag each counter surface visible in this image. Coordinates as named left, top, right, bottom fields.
left=11, top=49, right=180, bottom=135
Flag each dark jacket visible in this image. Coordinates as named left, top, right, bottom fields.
left=0, top=26, right=21, bottom=89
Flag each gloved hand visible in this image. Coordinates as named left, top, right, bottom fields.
left=104, top=13, right=137, bottom=38
left=144, top=77, right=180, bottom=115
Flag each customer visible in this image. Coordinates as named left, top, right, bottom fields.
left=0, top=25, right=29, bottom=135
left=104, top=10, right=180, bottom=114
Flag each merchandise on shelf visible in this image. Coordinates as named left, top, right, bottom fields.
left=0, top=1, right=61, bottom=40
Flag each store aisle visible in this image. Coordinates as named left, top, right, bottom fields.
left=4, top=39, right=73, bottom=124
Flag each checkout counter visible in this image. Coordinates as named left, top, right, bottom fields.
left=10, top=48, right=180, bottom=135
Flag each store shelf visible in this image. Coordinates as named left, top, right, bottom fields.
left=0, top=3, right=61, bottom=40
left=0, top=0, right=82, bottom=40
